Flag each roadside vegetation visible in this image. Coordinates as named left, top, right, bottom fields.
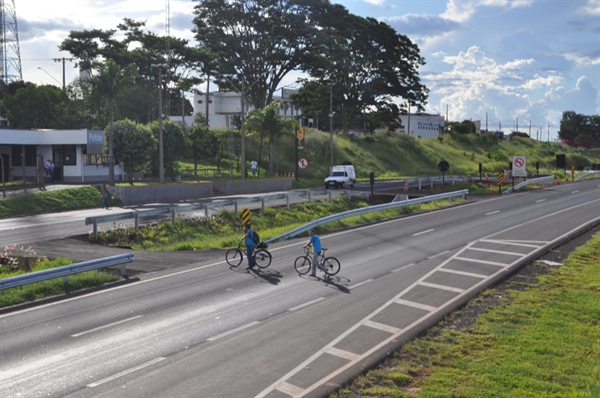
left=331, top=230, right=600, bottom=398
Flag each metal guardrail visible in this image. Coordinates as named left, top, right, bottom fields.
left=264, top=190, right=469, bottom=244
left=575, top=171, right=600, bottom=182
left=85, top=189, right=359, bottom=240
left=0, top=252, right=134, bottom=291
left=503, top=176, right=555, bottom=194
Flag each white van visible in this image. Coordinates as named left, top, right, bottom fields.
left=324, top=165, right=356, bottom=189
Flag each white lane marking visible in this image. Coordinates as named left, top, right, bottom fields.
left=419, top=281, right=465, bottom=293
left=486, top=210, right=500, bottom=215
left=466, top=247, right=525, bottom=257
left=326, top=347, right=361, bottom=361
left=428, top=250, right=450, bottom=259
left=391, top=263, right=415, bottom=273
left=87, top=357, right=165, bottom=387
left=71, top=315, right=143, bottom=337
left=479, top=239, right=544, bottom=248
left=206, top=321, right=260, bottom=342
left=394, top=298, right=437, bottom=312
left=437, top=268, right=487, bottom=279
left=276, top=382, right=304, bottom=396
left=536, top=199, right=546, bottom=203
left=413, top=228, right=434, bottom=236
left=571, top=190, right=579, bottom=194
left=455, top=256, right=510, bottom=267
left=364, top=320, right=402, bottom=334
left=349, top=279, right=373, bottom=290
left=288, top=297, right=325, bottom=312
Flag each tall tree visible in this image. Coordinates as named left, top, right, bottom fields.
left=109, top=119, right=156, bottom=185
left=187, top=125, right=219, bottom=178
left=559, top=111, right=600, bottom=143
left=192, top=0, right=336, bottom=110
left=148, top=120, right=187, bottom=180
left=245, top=101, right=298, bottom=177
left=88, top=59, right=137, bottom=185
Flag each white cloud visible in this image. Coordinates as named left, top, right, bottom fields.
left=576, top=0, right=600, bottom=16
left=364, top=0, right=387, bottom=5
left=521, top=75, right=563, bottom=90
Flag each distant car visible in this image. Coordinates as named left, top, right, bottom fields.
left=324, top=165, right=356, bottom=189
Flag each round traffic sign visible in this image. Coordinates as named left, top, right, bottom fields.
left=298, top=158, right=309, bottom=170
left=438, top=160, right=449, bottom=172
left=514, top=157, right=525, bottom=168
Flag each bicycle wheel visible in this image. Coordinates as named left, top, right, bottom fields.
left=254, top=249, right=272, bottom=268
left=226, top=248, right=244, bottom=267
left=294, top=256, right=312, bottom=275
left=322, top=256, right=340, bottom=276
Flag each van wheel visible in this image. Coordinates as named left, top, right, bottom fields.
left=340, top=182, right=345, bottom=189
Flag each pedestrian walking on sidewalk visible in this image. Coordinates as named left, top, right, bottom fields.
left=101, top=184, right=110, bottom=209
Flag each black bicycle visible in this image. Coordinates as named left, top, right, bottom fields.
left=294, top=246, right=340, bottom=276
left=226, top=241, right=272, bottom=268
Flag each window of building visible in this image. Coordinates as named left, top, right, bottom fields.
left=63, top=145, right=77, bottom=166
left=11, top=145, right=37, bottom=167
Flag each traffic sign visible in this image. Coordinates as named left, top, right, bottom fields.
left=296, top=127, right=305, bottom=150
left=512, top=156, right=527, bottom=177
left=497, top=173, right=503, bottom=187
left=298, top=158, right=309, bottom=170
left=241, top=208, right=250, bottom=224
left=438, top=160, right=449, bottom=173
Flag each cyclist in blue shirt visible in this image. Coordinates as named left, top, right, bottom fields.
left=240, top=223, right=256, bottom=269
left=304, top=229, right=327, bottom=277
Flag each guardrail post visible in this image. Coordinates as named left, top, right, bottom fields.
left=286, top=194, right=290, bottom=210
left=430, top=179, right=434, bottom=189
left=135, top=213, right=139, bottom=233
left=171, top=209, right=176, bottom=226
left=347, top=191, right=351, bottom=199
left=120, top=264, right=127, bottom=276
left=308, top=190, right=312, bottom=204
left=328, top=190, right=332, bottom=203
left=261, top=197, right=265, bottom=215
left=234, top=200, right=238, bottom=216
left=62, top=276, right=68, bottom=287
left=418, top=179, right=422, bottom=191
left=93, top=220, right=98, bottom=241
left=204, top=204, right=209, bottom=217
left=452, top=176, right=455, bottom=185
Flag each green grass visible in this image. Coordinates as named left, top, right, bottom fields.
left=0, top=255, right=120, bottom=307
left=0, top=186, right=114, bottom=218
left=331, top=231, right=600, bottom=398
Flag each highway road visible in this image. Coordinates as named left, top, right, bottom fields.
left=0, top=180, right=598, bottom=398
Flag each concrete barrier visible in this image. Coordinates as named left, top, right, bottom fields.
left=110, top=182, right=213, bottom=205
left=212, top=178, right=292, bottom=195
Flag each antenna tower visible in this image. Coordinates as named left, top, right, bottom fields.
left=165, top=0, right=171, bottom=115
left=0, top=0, right=22, bottom=84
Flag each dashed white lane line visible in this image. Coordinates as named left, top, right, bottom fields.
left=391, top=263, right=415, bottom=273
left=413, top=228, right=434, bottom=236
left=536, top=199, right=546, bottom=203
left=71, top=315, right=143, bottom=337
left=428, top=250, right=450, bottom=259
left=288, top=297, right=325, bottom=312
left=206, top=321, right=260, bottom=342
left=349, top=279, right=373, bottom=290
left=87, top=357, right=165, bottom=387
left=486, top=210, right=500, bottom=215
left=571, top=190, right=579, bottom=193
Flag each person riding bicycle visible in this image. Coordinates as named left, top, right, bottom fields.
left=240, top=223, right=256, bottom=269
left=304, top=228, right=327, bottom=277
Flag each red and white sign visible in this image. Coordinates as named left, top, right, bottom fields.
left=298, top=158, right=309, bottom=170
left=512, top=156, right=527, bottom=177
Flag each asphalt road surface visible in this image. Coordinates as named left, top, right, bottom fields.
left=0, top=179, right=598, bottom=398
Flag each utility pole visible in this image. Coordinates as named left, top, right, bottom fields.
left=52, top=57, right=74, bottom=89
left=328, top=82, right=334, bottom=171
left=241, top=81, right=247, bottom=179
left=151, top=63, right=168, bottom=183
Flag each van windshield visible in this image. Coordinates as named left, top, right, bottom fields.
left=331, top=171, right=346, bottom=177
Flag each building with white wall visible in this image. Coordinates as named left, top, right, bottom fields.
left=0, top=129, right=124, bottom=183
left=398, top=113, right=445, bottom=139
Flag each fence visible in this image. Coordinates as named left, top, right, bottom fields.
left=575, top=171, right=600, bottom=182
left=503, top=176, right=556, bottom=194
left=0, top=253, right=134, bottom=291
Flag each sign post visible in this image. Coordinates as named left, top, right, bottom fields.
left=498, top=173, right=503, bottom=194
left=438, top=160, right=450, bottom=188
left=512, top=156, right=527, bottom=185
left=571, top=165, right=575, bottom=181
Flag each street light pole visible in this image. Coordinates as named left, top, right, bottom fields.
left=37, top=67, right=61, bottom=87
left=151, top=63, right=168, bottom=183
left=328, top=82, right=334, bottom=171
left=52, top=57, right=74, bottom=90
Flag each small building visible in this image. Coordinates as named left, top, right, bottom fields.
left=0, top=129, right=124, bottom=183
left=398, top=113, right=445, bottom=139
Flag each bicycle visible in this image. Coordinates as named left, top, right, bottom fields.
left=226, top=241, right=272, bottom=269
left=294, top=246, right=340, bottom=276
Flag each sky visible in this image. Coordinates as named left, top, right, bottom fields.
left=12, top=0, right=600, bottom=140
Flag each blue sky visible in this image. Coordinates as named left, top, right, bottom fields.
left=17, top=0, right=600, bottom=139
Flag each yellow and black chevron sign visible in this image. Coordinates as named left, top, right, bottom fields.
left=497, top=173, right=503, bottom=187
left=241, top=208, right=250, bottom=225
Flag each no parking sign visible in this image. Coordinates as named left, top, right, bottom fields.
left=512, top=156, right=527, bottom=177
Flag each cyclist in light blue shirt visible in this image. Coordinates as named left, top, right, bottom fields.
left=304, top=229, right=327, bottom=277
left=240, top=223, right=256, bottom=269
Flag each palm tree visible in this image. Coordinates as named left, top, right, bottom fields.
left=246, top=101, right=298, bottom=177
left=88, top=59, right=137, bottom=185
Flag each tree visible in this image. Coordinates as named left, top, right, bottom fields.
left=0, top=84, right=75, bottom=129
left=187, top=125, right=219, bottom=178
left=559, top=111, right=600, bottom=143
left=148, top=120, right=187, bottom=180
left=88, top=59, right=138, bottom=185
left=192, top=0, right=335, bottom=110
left=109, top=119, right=155, bottom=185
left=245, top=101, right=298, bottom=177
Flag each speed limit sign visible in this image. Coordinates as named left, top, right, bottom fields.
left=298, top=158, right=309, bottom=170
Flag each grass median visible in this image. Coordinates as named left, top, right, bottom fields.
left=332, top=230, right=600, bottom=398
